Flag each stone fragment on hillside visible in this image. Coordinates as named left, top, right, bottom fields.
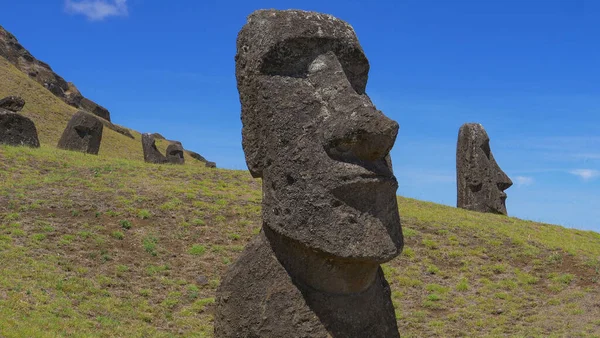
left=215, top=10, right=403, bottom=338
left=141, top=133, right=168, bottom=164
left=0, top=108, right=40, bottom=147
left=188, top=150, right=217, bottom=168
left=166, top=142, right=185, bottom=164
left=0, top=96, right=25, bottom=112
left=80, top=97, right=111, bottom=121
left=151, top=133, right=165, bottom=140
left=456, top=123, right=512, bottom=215
left=64, top=82, right=84, bottom=107
left=57, top=111, right=103, bottom=154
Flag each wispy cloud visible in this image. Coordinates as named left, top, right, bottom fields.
left=569, top=169, right=600, bottom=181
left=514, top=176, right=534, bottom=187
left=65, top=0, right=128, bottom=21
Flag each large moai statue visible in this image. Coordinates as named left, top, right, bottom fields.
left=57, top=111, right=103, bottom=154
left=456, top=123, right=513, bottom=215
left=141, top=133, right=168, bottom=164
left=215, top=10, right=403, bottom=338
left=166, top=142, right=185, bottom=164
left=0, top=96, right=40, bottom=148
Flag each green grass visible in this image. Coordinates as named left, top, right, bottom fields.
left=1, top=144, right=600, bottom=337
left=0, top=56, right=199, bottom=163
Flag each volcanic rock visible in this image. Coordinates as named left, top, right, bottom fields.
left=141, top=133, right=168, bottom=164
left=0, top=96, right=25, bottom=112
left=215, top=9, right=403, bottom=338
left=166, top=142, right=184, bottom=164
left=0, top=25, right=111, bottom=121
left=57, top=111, right=103, bottom=154
left=456, top=123, right=513, bottom=215
left=0, top=108, right=40, bottom=147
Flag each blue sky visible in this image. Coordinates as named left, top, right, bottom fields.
left=1, top=0, right=599, bottom=231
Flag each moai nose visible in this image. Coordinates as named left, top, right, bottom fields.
left=325, top=110, right=399, bottom=162
left=496, top=169, right=513, bottom=191
left=308, top=52, right=399, bottom=162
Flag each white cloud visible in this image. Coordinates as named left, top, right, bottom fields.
left=65, top=0, right=128, bottom=21
left=514, top=176, right=534, bottom=187
left=569, top=169, right=600, bottom=181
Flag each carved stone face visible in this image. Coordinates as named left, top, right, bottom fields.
left=166, top=143, right=184, bottom=165
left=457, top=123, right=512, bottom=215
left=237, top=10, right=403, bottom=262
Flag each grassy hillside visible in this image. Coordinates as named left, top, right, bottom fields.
left=1, top=145, right=599, bottom=337
left=0, top=56, right=188, bottom=162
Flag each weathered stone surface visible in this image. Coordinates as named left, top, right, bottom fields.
left=0, top=96, right=25, bottom=112
left=0, top=109, right=40, bottom=147
left=64, top=82, right=84, bottom=108
left=80, top=98, right=111, bottom=121
left=456, top=123, right=512, bottom=215
left=0, top=25, right=110, bottom=121
left=188, top=150, right=207, bottom=162
left=188, top=150, right=217, bottom=168
left=57, top=111, right=103, bottom=154
left=100, top=120, right=134, bottom=139
left=151, top=133, right=165, bottom=140
left=166, top=142, right=184, bottom=164
left=215, top=9, right=402, bottom=338
left=141, top=133, right=167, bottom=164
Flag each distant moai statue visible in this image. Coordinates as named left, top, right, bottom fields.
left=57, top=111, right=103, bottom=154
left=0, top=96, right=40, bottom=148
left=0, top=96, right=25, bottom=112
left=141, top=133, right=168, bottom=164
left=166, top=142, right=184, bottom=164
left=456, top=123, right=512, bottom=215
left=215, top=10, right=403, bottom=338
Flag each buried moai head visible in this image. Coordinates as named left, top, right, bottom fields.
left=166, top=142, right=184, bottom=164
left=57, top=111, right=103, bottom=155
left=456, top=123, right=512, bottom=215
left=237, top=10, right=403, bottom=262
left=0, top=109, right=40, bottom=148
left=141, top=133, right=168, bottom=164
left=0, top=96, right=25, bottom=112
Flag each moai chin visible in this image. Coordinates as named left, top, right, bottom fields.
left=215, top=9, right=403, bottom=338
left=456, top=123, right=513, bottom=215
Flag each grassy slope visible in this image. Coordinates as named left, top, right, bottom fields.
left=0, top=56, right=183, bottom=162
left=1, top=53, right=600, bottom=337
left=1, top=145, right=599, bottom=337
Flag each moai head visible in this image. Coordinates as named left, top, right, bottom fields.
left=457, top=123, right=512, bottom=215
left=0, top=109, right=40, bottom=148
left=0, top=96, right=25, bottom=112
left=237, top=10, right=403, bottom=263
left=142, top=133, right=168, bottom=164
left=166, top=142, right=185, bottom=164
left=57, top=111, right=103, bottom=155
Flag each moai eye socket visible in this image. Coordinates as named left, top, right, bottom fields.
left=480, top=139, right=491, bottom=160
left=259, top=38, right=369, bottom=94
